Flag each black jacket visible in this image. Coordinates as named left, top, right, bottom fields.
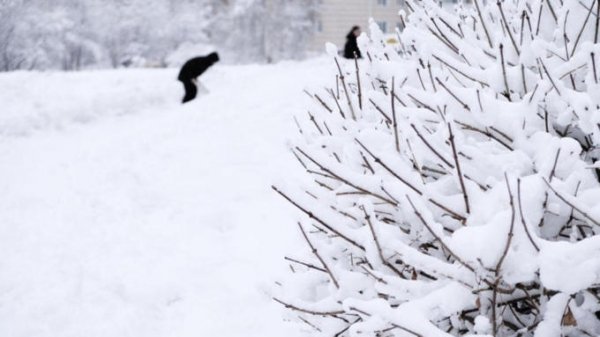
left=343, top=32, right=361, bottom=59
left=178, top=52, right=220, bottom=81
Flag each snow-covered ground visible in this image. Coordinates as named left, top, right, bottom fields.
left=0, top=59, right=333, bottom=336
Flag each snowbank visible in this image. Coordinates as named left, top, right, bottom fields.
left=0, top=58, right=332, bottom=336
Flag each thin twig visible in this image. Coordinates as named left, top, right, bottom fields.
left=517, top=179, right=540, bottom=251
left=596, top=0, right=600, bottom=43
left=475, top=0, right=493, bottom=48
left=335, top=57, right=356, bottom=120
left=428, top=63, right=437, bottom=92
left=356, top=139, right=466, bottom=221
left=549, top=148, right=561, bottom=183
left=448, top=123, right=470, bottom=214
left=592, top=52, right=598, bottom=84
left=539, top=58, right=562, bottom=96
left=496, top=173, right=516, bottom=272
left=307, top=111, right=324, bottom=134
left=432, top=55, right=490, bottom=87
left=298, top=316, right=322, bottom=332
left=272, top=186, right=366, bottom=250
left=369, top=99, right=393, bottom=123
left=455, top=120, right=513, bottom=150
left=543, top=178, right=600, bottom=226
left=406, top=196, right=474, bottom=272
left=295, top=147, right=397, bottom=206
left=497, top=1, right=521, bottom=55
left=284, top=256, right=327, bottom=273
left=297, top=222, right=340, bottom=288
left=314, top=94, right=333, bottom=113
left=436, top=78, right=470, bottom=110
left=354, top=55, right=363, bottom=110
left=570, top=0, right=597, bottom=56
left=391, top=77, right=400, bottom=153
left=361, top=206, right=406, bottom=279
left=500, top=44, right=512, bottom=101
left=328, top=88, right=346, bottom=119
left=273, top=297, right=345, bottom=316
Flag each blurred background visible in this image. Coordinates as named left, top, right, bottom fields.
left=0, top=0, right=426, bottom=71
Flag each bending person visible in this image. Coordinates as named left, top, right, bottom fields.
left=178, top=52, right=220, bottom=104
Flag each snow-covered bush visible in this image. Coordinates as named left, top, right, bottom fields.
left=274, top=0, right=600, bottom=336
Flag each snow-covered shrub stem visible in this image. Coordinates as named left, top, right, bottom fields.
left=274, top=0, right=600, bottom=336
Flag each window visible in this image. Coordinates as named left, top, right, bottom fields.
left=377, top=21, right=388, bottom=33
left=377, top=0, right=388, bottom=5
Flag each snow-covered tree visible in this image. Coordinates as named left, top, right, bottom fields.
left=209, top=0, right=268, bottom=63
left=264, top=0, right=319, bottom=61
left=0, top=0, right=317, bottom=71
left=0, top=1, right=42, bottom=71
left=274, top=0, right=600, bottom=336
left=209, top=0, right=318, bottom=63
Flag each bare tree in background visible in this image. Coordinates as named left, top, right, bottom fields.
left=0, top=0, right=318, bottom=71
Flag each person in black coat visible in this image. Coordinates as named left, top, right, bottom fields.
left=178, top=52, right=220, bottom=103
left=343, top=26, right=362, bottom=59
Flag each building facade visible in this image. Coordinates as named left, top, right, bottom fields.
left=309, top=0, right=405, bottom=52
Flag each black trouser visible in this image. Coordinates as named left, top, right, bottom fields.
left=180, top=78, right=197, bottom=103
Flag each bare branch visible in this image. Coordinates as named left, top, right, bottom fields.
left=273, top=297, right=345, bottom=316
left=517, top=179, right=541, bottom=252
left=448, top=123, right=470, bottom=214
left=272, top=186, right=366, bottom=250
left=391, top=77, right=400, bottom=153
left=406, top=195, right=475, bottom=272
left=297, top=222, right=340, bottom=288
left=543, top=178, right=600, bottom=227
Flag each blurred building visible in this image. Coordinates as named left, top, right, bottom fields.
left=309, top=0, right=405, bottom=53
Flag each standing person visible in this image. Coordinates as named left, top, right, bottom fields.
left=178, top=52, right=220, bottom=104
left=343, top=26, right=362, bottom=59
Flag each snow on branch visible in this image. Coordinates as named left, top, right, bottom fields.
left=274, top=0, right=600, bottom=336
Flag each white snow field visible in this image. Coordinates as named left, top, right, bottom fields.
left=0, top=59, right=334, bottom=336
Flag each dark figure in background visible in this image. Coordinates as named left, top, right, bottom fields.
left=343, top=26, right=362, bottom=59
left=178, top=52, right=220, bottom=103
